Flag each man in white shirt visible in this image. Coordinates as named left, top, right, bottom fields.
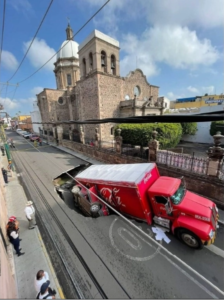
left=37, top=281, right=56, bottom=299
left=24, top=201, right=36, bottom=229
left=35, top=270, right=49, bottom=293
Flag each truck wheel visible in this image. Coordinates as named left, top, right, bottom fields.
left=90, top=202, right=101, bottom=218
left=177, top=229, right=203, bottom=249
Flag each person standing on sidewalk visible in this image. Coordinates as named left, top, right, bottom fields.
left=1, top=145, right=5, bottom=156
left=6, top=216, right=19, bottom=231
left=6, top=222, right=24, bottom=257
left=34, top=270, right=56, bottom=296
left=1, top=167, right=8, bottom=184
left=24, top=201, right=36, bottom=229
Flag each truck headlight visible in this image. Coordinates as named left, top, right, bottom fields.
left=209, top=230, right=215, bottom=239
left=215, top=205, right=218, bottom=213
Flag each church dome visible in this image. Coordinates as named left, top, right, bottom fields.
left=57, top=40, right=79, bottom=60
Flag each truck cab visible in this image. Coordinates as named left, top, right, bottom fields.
left=148, top=176, right=219, bottom=248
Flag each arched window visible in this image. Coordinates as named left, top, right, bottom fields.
left=89, top=52, right=93, bottom=72
left=111, top=55, right=116, bottom=75
left=67, top=74, right=72, bottom=86
left=83, top=58, right=86, bottom=77
left=101, top=51, right=107, bottom=72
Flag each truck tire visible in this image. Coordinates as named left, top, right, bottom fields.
left=177, top=229, right=203, bottom=249
left=90, top=202, right=101, bottom=218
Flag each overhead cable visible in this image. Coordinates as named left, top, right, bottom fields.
left=0, top=0, right=6, bottom=78
left=14, top=113, right=224, bottom=126
left=7, top=0, right=55, bottom=82
left=18, top=0, right=111, bottom=84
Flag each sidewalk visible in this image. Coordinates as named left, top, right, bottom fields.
left=0, top=154, right=64, bottom=299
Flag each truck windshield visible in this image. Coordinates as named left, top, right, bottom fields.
left=170, top=184, right=185, bottom=205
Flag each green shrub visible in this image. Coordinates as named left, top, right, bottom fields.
left=115, top=123, right=182, bottom=149
left=181, top=123, right=197, bottom=135
left=210, top=121, right=224, bottom=136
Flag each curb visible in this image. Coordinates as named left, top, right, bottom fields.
left=36, top=229, right=65, bottom=299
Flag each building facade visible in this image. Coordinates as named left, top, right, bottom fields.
left=37, top=25, right=164, bottom=141
left=30, top=101, right=43, bottom=134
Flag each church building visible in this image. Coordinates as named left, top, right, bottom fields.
left=37, top=24, right=164, bottom=141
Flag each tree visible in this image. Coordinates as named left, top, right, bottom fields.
left=210, top=121, right=224, bottom=136
left=181, top=122, right=197, bottom=135
left=115, top=123, right=182, bottom=149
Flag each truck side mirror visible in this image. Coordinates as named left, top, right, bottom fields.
left=165, top=200, right=173, bottom=216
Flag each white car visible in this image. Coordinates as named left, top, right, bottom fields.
left=23, top=132, right=32, bottom=138
left=16, top=128, right=22, bottom=133
left=18, top=130, right=27, bottom=136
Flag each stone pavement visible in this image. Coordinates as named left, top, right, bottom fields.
left=1, top=154, right=64, bottom=299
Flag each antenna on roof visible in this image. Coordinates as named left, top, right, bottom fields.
left=67, top=17, right=70, bottom=26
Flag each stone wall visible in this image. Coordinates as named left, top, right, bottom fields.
left=61, top=139, right=224, bottom=208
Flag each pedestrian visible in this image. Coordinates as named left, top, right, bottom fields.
left=36, top=281, right=56, bottom=299
left=38, top=138, right=42, bottom=146
left=6, top=222, right=24, bottom=257
left=34, top=270, right=56, bottom=296
left=8, top=160, right=14, bottom=172
left=34, top=140, right=38, bottom=147
left=24, top=201, right=36, bottom=229
left=1, top=167, right=8, bottom=184
left=10, top=138, right=15, bottom=148
left=1, top=145, right=5, bottom=156
left=6, top=216, right=19, bottom=232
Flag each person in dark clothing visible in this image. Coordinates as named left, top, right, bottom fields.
left=1, top=167, right=8, bottom=184
left=1, top=145, right=5, bottom=156
left=6, top=222, right=24, bottom=256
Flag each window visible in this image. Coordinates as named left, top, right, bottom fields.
left=83, top=58, right=86, bottom=76
left=155, top=196, right=168, bottom=205
left=134, top=86, right=140, bottom=97
left=67, top=74, right=72, bottom=86
left=170, top=184, right=185, bottom=205
left=89, top=52, right=93, bottom=71
left=111, top=55, right=116, bottom=75
left=110, top=126, right=114, bottom=135
left=101, top=51, right=107, bottom=72
left=58, top=97, right=65, bottom=105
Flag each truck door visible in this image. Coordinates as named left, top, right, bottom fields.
left=153, top=196, right=174, bottom=220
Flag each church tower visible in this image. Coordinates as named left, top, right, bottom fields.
left=54, top=24, right=80, bottom=90
left=78, top=30, right=120, bottom=79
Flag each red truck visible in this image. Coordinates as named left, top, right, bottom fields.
left=53, top=163, right=219, bottom=249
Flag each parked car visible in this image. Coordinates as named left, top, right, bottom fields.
left=29, top=134, right=40, bottom=142
left=22, top=131, right=32, bottom=138
left=16, top=129, right=23, bottom=133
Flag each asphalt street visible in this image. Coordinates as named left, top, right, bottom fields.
left=7, top=131, right=224, bottom=298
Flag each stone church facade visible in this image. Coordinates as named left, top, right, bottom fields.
left=37, top=24, right=164, bottom=141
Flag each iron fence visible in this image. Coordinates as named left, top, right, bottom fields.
left=100, top=140, right=116, bottom=152
left=121, top=144, right=148, bottom=160
left=157, top=150, right=209, bottom=175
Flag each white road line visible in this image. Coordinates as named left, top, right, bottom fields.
left=206, top=245, right=224, bottom=258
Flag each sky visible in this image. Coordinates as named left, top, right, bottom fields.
left=0, top=0, right=223, bottom=117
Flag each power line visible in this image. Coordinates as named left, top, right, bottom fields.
left=7, top=0, right=55, bottom=82
left=18, top=0, right=111, bottom=84
left=0, top=0, right=6, bottom=79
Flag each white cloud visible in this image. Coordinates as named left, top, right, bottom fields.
left=81, top=0, right=223, bottom=30
left=143, top=0, right=224, bottom=28
left=31, top=87, right=43, bottom=95
left=120, top=26, right=220, bottom=77
left=187, top=86, right=199, bottom=94
left=0, top=97, right=19, bottom=110
left=23, top=38, right=56, bottom=71
left=187, top=85, right=215, bottom=95
left=167, top=92, right=184, bottom=101
left=1, top=50, right=19, bottom=71
left=8, top=0, right=32, bottom=13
